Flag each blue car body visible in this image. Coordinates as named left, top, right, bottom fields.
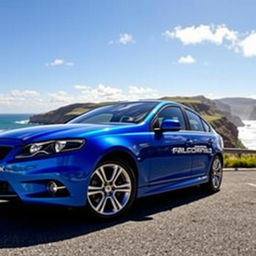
left=0, top=101, right=223, bottom=207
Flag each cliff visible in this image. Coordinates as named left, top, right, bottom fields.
left=30, top=96, right=244, bottom=148
left=161, top=96, right=243, bottom=148
left=214, top=100, right=244, bottom=127
left=216, top=97, right=256, bottom=121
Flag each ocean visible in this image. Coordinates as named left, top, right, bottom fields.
left=0, top=114, right=256, bottom=149
left=0, top=114, right=35, bottom=132
left=238, top=120, right=256, bottom=150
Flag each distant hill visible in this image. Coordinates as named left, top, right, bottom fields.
left=215, top=97, right=256, bottom=120
left=162, top=96, right=244, bottom=126
left=29, top=102, right=112, bottom=124
left=213, top=99, right=244, bottom=127
left=29, top=96, right=244, bottom=148
left=161, top=96, right=243, bottom=148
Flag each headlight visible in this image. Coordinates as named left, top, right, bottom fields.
left=16, top=139, right=85, bottom=159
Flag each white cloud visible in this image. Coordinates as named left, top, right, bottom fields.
left=119, top=33, right=134, bottom=45
left=0, top=89, right=43, bottom=112
left=178, top=55, right=196, bottom=64
left=93, top=84, right=123, bottom=99
left=0, top=93, right=14, bottom=105
left=75, top=84, right=123, bottom=101
left=48, top=91, right=75, bottom=103
left=74, top=84, right=159, bottom=102
left=10, top=89, right=39, bottom=98
left=163, top=24, right=238, bottom=46
left=0, top=85, right=160, bottom=113
left=109, top=33, right=135, bottom=45
left=239, top=32, right=256, bottom=57
left=0, top=89, right=40, bottom=105
left=74, top=85, right=90, bottom=90
left=46, top=59, right=74, bottom=67
left=163, top=24, right=256, bottom=58
left=128, top=86, right=159, bottom=98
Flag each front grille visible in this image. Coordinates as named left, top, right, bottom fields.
left=0, top=146, right=12, bottom=160
left=0, top=181, right=9, bottom=193
left=0, top=181, right=17, bottom=197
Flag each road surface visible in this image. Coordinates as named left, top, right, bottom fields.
left=0, top=171, right=256, bottom=255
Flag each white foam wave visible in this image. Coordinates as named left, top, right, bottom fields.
left=238, top=120, right=256, bottom=149
left=15, top=119, right=29, bottom=125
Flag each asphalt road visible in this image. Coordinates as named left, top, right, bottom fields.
left=0, top=171, right=256, bottom=256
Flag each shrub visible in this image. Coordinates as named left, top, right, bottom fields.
left=224, top=154, right=256, bottom=168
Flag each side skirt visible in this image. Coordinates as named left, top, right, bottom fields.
left=137, top=175, right=208, bottom=198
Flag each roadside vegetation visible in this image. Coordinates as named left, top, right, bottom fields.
left=224, top=154, right=256, bottom=168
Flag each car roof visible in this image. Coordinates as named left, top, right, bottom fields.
left=100, top=100, right=197, bottom=115
left=113, top=100, right=188, bottom=108
left=113, top=100, right=180, bottom=105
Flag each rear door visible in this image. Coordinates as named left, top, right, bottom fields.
left=184, top=109, right=215, bottom=177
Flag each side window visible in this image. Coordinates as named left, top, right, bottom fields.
left=202, top=119, right=211, bottom=132
left=155, top=107, right=186, bottom=130
left=185, top=110, right=204, bottom=132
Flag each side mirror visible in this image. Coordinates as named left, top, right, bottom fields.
left=160, top=119, right=181, bottom=132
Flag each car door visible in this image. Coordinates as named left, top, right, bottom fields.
left=147, top=106, right=193, bottom=185
left=184, top=109, right=215, bottom=177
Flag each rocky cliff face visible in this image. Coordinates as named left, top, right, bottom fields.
left=210, top=117, right=243, bottom=148
left=161, top=96, right=243, bottom=148
left=216, top=97, right=256, bottom=121
left=249, top=106, right=256, bottom=120
left=214, top=100, right=244, bottom=127
left=30, top=96, right=244, bottom=148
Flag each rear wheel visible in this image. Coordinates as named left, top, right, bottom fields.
left=202, top=156, right=223, bottom=192
left=87, top=159, right=136, bottom=219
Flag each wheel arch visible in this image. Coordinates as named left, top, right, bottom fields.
left=97, top=149, right=139, bottom=183
left=214, top=152, right=224, bottom=166
left=206, top=152, right=224, bottom=177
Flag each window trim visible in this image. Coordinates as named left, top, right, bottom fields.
left=201, top=118, right=212, bottom=133
left=184, top=107, right=212, bottom=133
left=150, top=105, right=189, bottom=132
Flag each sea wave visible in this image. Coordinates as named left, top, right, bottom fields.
left=238, top=120, right=256, bottom=149
left=15, top=119, right=29, bottom=125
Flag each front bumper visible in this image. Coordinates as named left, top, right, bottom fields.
left=0, top=154, right=92, bottom=207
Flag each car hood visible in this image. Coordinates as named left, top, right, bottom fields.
left=0, top=123, right=135, bottom=143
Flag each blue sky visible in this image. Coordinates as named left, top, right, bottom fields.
left=1, top=0, right=256, bottom=113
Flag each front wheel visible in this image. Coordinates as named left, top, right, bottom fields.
left=86, top=159, right=136, bottom=219
left=202, top=156, right=223, bottom=192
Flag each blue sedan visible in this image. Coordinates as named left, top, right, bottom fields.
left=0, top=101, right=223, bottom=218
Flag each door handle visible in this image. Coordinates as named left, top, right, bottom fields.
left=186, top=139, right=193, bottom=145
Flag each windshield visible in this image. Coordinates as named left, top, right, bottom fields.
left=69, top=102, right=158, bottom=124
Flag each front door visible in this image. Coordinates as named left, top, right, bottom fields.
left=148, top=106, right=192, bottom=185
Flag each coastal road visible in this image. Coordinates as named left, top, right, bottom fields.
left=0, top=171, right=256, bottom=255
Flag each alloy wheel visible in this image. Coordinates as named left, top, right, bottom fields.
left=87, top=163, right=133, bottom=217
left=211, top=157, right=223, bottom=189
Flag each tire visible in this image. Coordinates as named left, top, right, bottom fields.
left=86, top=159, right=136, bottom=219
left=202, top=155, right=223, bottom=192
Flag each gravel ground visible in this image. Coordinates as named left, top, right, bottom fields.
left=0, top=171, right=256, bottom=256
